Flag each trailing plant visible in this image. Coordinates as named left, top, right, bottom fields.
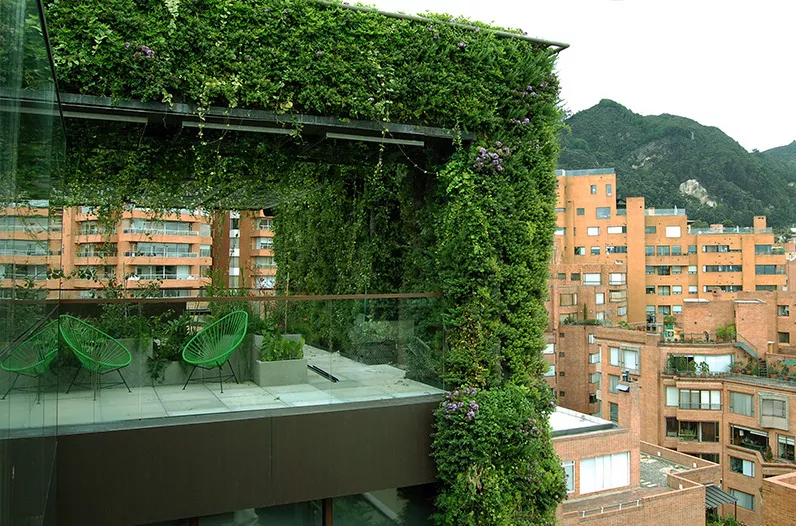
left=431, top=383, right=565, bottom=525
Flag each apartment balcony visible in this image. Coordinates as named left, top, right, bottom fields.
left=123, top=251, right=199, bottom=258
left=122, top=228, right=199, bottom=237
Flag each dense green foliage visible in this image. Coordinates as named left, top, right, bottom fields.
left=432, top=385, right=565, bottom=525
left=763, top=140, right=796, bottom=168
left=558, top=99, right=796, bottom=227
left=259, top=334, right=304, bottom=361
left=43, top=1, right=566, bottom=522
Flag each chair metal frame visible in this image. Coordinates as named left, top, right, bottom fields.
left=181, top=310, right=248, bottom=393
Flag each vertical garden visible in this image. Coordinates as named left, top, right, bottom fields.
left=43, top=0, right=567, bottom=523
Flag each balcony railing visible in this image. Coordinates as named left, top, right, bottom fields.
left=123, top=228, right=198, bottom=236
left=645, top=208, right=686, bottom=216
left=129, top=274, right=196, bottom=280
left=0, top=274, right=48, bottom=281
left=0, top=249, right=57, bottom=256
left=254, top=263, right=277, bottom=269
left=679, top=402, right=722, bottom=411
left=123, top=251, right=198, bottom=258
left=76, top=252, right=116, bottom=258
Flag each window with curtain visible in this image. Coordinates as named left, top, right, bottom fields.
left=579, top=452, right=629, bottom=494
left=729, top=392, right=754, bottom=416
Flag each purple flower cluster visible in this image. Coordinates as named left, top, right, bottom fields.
left=519, top=416, right=541, bottom=437
left=509, top=117, right=531, bottom=125
left=427, top=25, right=440, bottom=39
left=316, top=50, right=323, bottom=56
left=442, top=387, right=481, bottom=421
left=127, top=43, right=154, bottom=59
left=473, top=142, right=511, bottom=172
left=458, top=41, right=467, bottom=49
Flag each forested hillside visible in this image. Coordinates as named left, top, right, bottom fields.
left=558, top=100, right=796, bottom=227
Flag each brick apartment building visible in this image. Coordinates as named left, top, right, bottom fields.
left=0, top=205, right=276, bottom=298
left=551, top=295, right=796, bottom=525
left=549, top=168, right=786, bottom=330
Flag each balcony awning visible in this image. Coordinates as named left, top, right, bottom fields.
left=705, top=485, right=736, bottom=509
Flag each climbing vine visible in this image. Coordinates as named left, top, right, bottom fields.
left=43, top=0, right=567, bottom=523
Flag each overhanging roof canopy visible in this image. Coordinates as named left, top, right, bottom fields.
left=0, top=88, right=475, bottom=149
left=705, top=485, right=736, bottom=508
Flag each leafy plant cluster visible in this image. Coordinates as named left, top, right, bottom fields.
left=259, top=333, right=304, bottom=362
left=41, top=1, right=566, bottom=523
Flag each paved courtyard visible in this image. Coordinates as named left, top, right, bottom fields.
left=0, top=344, right=443, bottom=433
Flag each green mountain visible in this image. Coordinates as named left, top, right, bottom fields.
left=557, top=99, right=796, bottom=227
left=764, top=141, right=796, bottom=168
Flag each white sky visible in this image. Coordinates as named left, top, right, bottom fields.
left=369, top=0, right=796, bottom=152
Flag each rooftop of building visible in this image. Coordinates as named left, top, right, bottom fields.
left=554, top=168, right=615, bottom=177
left=550, top=406, right=617, bottom=437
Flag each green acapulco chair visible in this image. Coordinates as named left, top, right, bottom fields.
left=1, top=319, right=60, bottom=403
left=182, top=310, right=248, bottom=393
left=59, top=315, right=132, bottom=400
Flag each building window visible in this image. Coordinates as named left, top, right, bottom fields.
left=756, top=285, right=777, bottom=291
left=559, top=371, right=565, bottom=377
left=657, top=265, right=671, bottom=276
left=646, top=266, right=655, bottom=275
left=671, top=245, right=682, bottom=256
left=557, top=273, right=566, bottom=280
left=609, top=402, right=619, bottom=423
left=762, top=399, right=787, bottom=418
left=688, top=265, right=697, bottom=274
left=672, top=305, right=683, bottom=314
left=609, top=290, right=627, bottom=303
left=595, top=311, right=605, bottom=321
left=658, top=286, right=671, bottom=296
left=595, top=293, right=605, bottom=305
left=679, top=421, right=719, bottom=442
left=779, top=435, right=795, bottom=461
left=666, top=386, right=678, bottom=406
left=666, top=417, right=678, bottom=437
left=687, top=245, right=697, bottom=254
left=606, top=245, right=627, bottom=253
left=587, top=227, right=600, bottom=236
left=570, top=273, right=581, bottom=281
left=645, top=245, right=654, bottom=256
left=590, top=185, right=597, bottom=194
left=608, top=374, right=619, bottom=393
left=730, top=489, right=754, bottom=511
left=757, top=265, right=784, bottom=275
left=579, top=452, right=629, bottom=494
left=606, top=184, right=612, bottom=196
left=562, top=461, right=575, bottom=493
left=755, top=244, right=773, bottom=255
left=577, top=208, right=585, bottom=216
left=778, top=332, right=790, bottom=344
left=658, top=305, right=671, bottom=315
left=555, top=227, right=565, bottom=236
left=730, top=457, right=755, bottom=477
left=645, top=226, right=656, bottom=234
left=609, top=273, right=626, bottom=285
left=589, top=353, right=600, bottom=364
left=731, top=425, right=768, bottom=452
left=544, top=365, right=555, bottom=377
left=703, top=244, right=731, bottom=253
left=575, top=246, right=586, bottom=256
left=617, top=306, right=627, bottom=316
left=555, top=207, right=566, bottom=213
left=657, top=245, right=670, bottom=256
left=729, top=392, right=754, bottom=416
left=559, top=391, right=566, bottom=397
left=688, top=285, right=698, bottom=294
left=778, top=305, right=790, bottom=316
left=609, top=348, right=620, bottom=366
left=672, top=285, right=682, bottom=295
left=590, top=246, right=600, bottom=255
left=559, top=293, right=578, bottom=306
left=607, top=226, right=625, bottom=234
left=665, top=226, right=681, bottom=238
left=588, top=333, right=596, bottom=344
left=679, top=389, right=722, bottom=410
left=596, top=207, right=611, bottom=219
left=583, top=273, right=601, bottom=286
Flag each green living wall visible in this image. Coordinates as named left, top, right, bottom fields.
left=44, top=0, right=566, bottom=523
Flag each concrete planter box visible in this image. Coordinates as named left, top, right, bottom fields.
left=118, top=338, right=154, bottom=388
left=156, top=361, right=190, bottom=386
left=252, top=358, right=308, bottom=387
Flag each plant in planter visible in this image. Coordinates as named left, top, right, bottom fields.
left=697, top=361, right=710, bottom=377
left=729, top=361, right=745, bottom=375
left=148, top=311, right=194, bottom=384
left=347, top=317, right=400, bottom=365
left=253, top=333, right=307, bottom=387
